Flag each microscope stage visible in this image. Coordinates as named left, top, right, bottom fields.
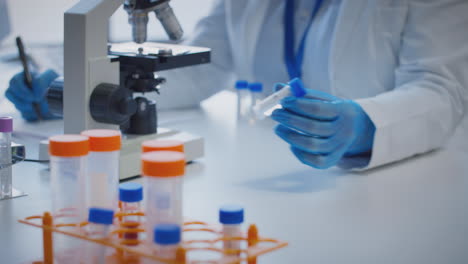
left=109, top=42, right=211, bottom=72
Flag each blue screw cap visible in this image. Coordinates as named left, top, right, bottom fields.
left=219, top=205, right=244, bottom=225
left=119, top=182, right=143, bottom=203
left=154, top=224, right=181, bottom=245
left=248, top=82, right=263, bottom=93
left=235, top=80, right=249, bottom=90
left=88, top=208, right=114, bottom=225
left=288, top=78, right=306, bottom=97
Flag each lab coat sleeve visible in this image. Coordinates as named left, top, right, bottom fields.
left=0, top=0, right=11, bottom=44
left=352, top=0, right=468, bottom=169
left=149, top=0, right=234, bottom=110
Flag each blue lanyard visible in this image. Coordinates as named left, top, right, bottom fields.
left=284, top=0, right=325, bottom=80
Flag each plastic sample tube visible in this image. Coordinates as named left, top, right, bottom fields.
left=248, top=82, right=264, bottom=108
left=248, top=83, right=264, bottom=123
left=219, top=205, right=244, bottom=255
left=142, top=139, right=184, bottom=153
left=235, top=80, right=250, bottom=119
left=142, top=151, right=185, bottom=242
left=49, top=134, right=89, bottom=263
left=119, top=182, right=143, bottom=243
left=85, top=207, right=114, bottom=264
left=153, top=224, right=181, bottom=260
left=0, top=117, right=13, bottom=199
left=252, top=78, right=306, bottom=120
left=81, top=129, right=121, bottom=211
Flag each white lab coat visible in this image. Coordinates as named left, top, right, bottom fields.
left=156, top=0, right=468, bottom=170
left=0, top=0, right=11, bottom=44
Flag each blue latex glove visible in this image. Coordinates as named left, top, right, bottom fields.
left=5, top=69, right=59, bottom=122
left=271, top=79, right=376, bottom=169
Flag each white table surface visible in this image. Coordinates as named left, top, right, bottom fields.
left=1, top=83, right=468, bottom=263
left=1, top=37, right=468, bottom=263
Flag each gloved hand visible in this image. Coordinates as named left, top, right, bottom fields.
left=271, top=79, right=376, bottom=169
left=5, top=69, right=59, bottom=122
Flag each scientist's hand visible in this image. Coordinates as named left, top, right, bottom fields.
left=5, top=69, right=59, bottom=121
left=271, top=81, right=376, bottom=169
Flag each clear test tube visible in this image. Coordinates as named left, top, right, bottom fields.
left=142, top=151, right=185, bottom=243
left=252, top=78, right=306, bottom=120
left=219, top=205, right=244, bottom=255
left=248, top=82, right=264, bottom=108
left=153, top=224, right=181, bottom=260
left=49, top=134, right=89, bottom=264
left=119, top=182, right=143, bottom=244
left=81, top=129, right=121, bottom=211
left=248, top=83, right=264, bottom=123
left=0, top=117, right=13, bottom=199
left=84, top=207, right=115, bottom=264
left=235, top=80, right=250, bottom=119
left=142, top=139, right=184, bottom=153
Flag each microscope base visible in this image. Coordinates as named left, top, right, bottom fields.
left=120, top=128, right=204, bottom=179
left=0, top=188, right=27, bottom=201
left=38, top=128, right=204, bottom=180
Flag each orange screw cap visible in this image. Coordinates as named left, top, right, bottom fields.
left=142, top=139, right=184, bottom=153
left=141, top=151, right=185, bottom=177
left=49, top=135, right=89, bottom=157
left=81, top=129, right=121, bottom=152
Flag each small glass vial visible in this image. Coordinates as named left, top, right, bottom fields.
left=49, top=134, right=89, bottom=264
left=81, top=129, right=121, bottom=211
left=85, top=207, right=115, bottom=264
left=153, top=224, right=181, bottom=260
left=142, top=151, right=185, bottom=242
left=219, top=205, right=244, bottom=255
left=0, top=117, right=13, bottom=199
left=142, top=139, right=184, bottom=153
left=235, top=80, right=250, bottom=120
left=119, top=182, right=143, bottom=244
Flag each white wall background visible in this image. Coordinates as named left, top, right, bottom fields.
left=3, top=0, right=215, bottom=45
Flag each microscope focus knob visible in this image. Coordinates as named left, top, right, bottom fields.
left=90, top=83, right=137, bottom=125
left=121, top=97, right=157, bottom=135
left=118, top=97, right=138, bottom=116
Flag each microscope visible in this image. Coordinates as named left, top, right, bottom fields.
left=50, top=0, right=210, bottom=179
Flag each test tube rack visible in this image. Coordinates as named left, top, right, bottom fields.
left=18, top=210, right=288, bottom=264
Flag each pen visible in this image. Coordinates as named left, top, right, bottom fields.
left=16, top=36, right=42, bottom=120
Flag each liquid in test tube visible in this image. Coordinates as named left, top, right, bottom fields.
left=142, top=151, right=185, bottom=243
left=84, top=208, right=114, bottom=264
left=219, top=205, right=244, bottom=256
left=49, top=134, right=89, bottom=264
left=252, top=78, right=306, bottom=120
left=81, top=129, right=121, bottom=212
left=119, top=182, right=143, bottom=244
left=0, top=117, right=13, bottom=199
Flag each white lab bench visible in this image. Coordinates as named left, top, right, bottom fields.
left=1, top=41, right=468, bottom=263
left=1, top=85, right=468, bottom=263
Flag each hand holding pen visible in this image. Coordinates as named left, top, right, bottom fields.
left=4, top=37, right=59, bottom=122
left=15, top=36, right=43, bottom=120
